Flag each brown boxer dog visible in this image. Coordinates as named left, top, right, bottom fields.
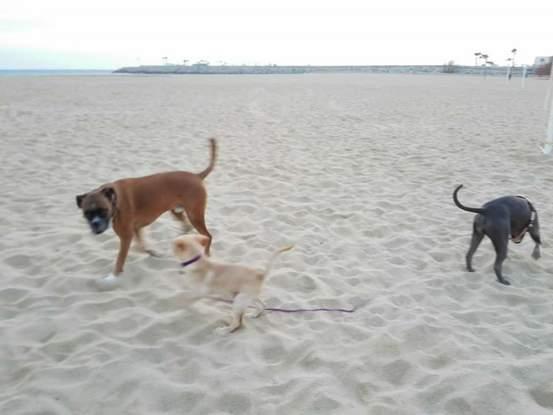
left=76, top=138, right=216, bottom=286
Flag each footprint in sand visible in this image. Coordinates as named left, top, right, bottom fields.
left=530, top=381, right=553, bottom=410
left=4, top=254, right=33, bottom=269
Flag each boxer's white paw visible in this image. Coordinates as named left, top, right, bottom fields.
left=94, top=273, right=120, bottom=291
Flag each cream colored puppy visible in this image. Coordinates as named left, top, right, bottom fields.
left=173, top=235, right=293, bottom=334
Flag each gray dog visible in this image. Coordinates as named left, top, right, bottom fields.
left=453, top=184, right=541, bottom=285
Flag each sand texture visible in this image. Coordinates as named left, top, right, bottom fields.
left=2, top=74, right=553, bottom=414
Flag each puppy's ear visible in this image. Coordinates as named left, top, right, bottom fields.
left=195, top=235, right=210, bottom=249
left=174, top=239, right=186, bottom=252
left=76, top=193, right=86, bottom=208
left=102, top=187, right=116, bottom=204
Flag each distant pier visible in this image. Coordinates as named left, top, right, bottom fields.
left=114, top=64, right=532, bottom=77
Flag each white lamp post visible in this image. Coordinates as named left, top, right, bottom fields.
left=543, top=65, right=553, bottom=154
left=521, top=65, right=527, bottom=88
left=545, top=61, right=553, bottom=110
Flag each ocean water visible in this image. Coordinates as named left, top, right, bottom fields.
left=0, top=69, right=113, bottom=76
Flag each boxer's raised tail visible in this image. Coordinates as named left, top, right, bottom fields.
left=453, top=184, right=486, bottom=214
left=198, top=138, right=217, bottom=179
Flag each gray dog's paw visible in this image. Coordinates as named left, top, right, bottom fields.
left=532, top=246, right=541, bottom=260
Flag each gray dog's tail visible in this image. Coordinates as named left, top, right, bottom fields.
left=197, top=138, right=217, bottom=179
left=453, top=184, right=486, bottom=214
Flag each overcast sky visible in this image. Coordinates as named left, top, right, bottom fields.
left=1, top=0, right=552, bottom=69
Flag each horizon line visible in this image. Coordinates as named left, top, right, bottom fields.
left=0, top=62, right=541, bottom=71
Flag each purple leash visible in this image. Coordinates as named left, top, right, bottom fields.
left=212, top=297, right=355, bottom=313
left=181, top=255, right=202, bottom=267
left=263, top=306, right=355, bottom=313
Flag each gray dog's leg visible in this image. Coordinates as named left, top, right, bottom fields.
left=489, top=226, right=510, bottom=285
left=529, top=213, right=542, bottom=260
left=466, top=226, right=484, bottom=272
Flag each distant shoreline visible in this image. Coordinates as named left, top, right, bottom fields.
left=0, top=69, right=113, bottom=77
left=0, top=66, right=536, bottom=77
left=114, top=64, right=532, bottom=77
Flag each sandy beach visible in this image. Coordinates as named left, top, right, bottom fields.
left=1, top=73, right=553, bottom=414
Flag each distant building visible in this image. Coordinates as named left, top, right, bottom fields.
left=534, top=56, right=553, bottom=66
left=534, top=56, right=552, bottom=76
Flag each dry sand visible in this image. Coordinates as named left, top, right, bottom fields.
left=1, top=73, right=553, bottom=414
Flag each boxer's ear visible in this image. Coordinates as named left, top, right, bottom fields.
left=102, top=187, right=116, bottom=203
left=76, top=193, right=86, bottom=208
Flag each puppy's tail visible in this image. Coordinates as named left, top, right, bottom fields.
left=197, top=138, right=217, bottom=180
left=263, top=245, right=294, bottom=278
left=453, top=184, right=486, bottom=214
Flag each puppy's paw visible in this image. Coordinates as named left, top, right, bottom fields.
left=215, top=326, right=234, bottom=336
left=498, top=278, right=511, bottom=286
left=94, top=273, right=120, bottom=291
left=145, top=249, right=162, bottom=258
left=532, top=246, right=541, bottom=260
left=248, top=309, right=264, bottom=319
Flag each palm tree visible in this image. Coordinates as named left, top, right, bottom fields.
left=479, top=54, right=490, bottom=78
left=474, top=52, right=481, bottom=66
left=506, top=58, right=513, bottom=80
left=162, top=56, right=168, bottom=65
left=511, top=48, right=517, bottom=67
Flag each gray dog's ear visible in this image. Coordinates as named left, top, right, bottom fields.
left=76, top=193, right=86, bottom=208
left=102, top=187, right=116, bottom=204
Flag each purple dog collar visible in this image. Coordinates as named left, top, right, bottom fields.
left=181, top=254, right=202, bottom=268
